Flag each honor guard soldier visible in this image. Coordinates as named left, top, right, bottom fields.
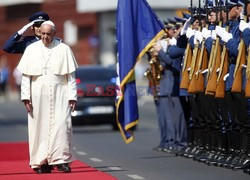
left=238, top=0, right=250, bottom=175
left=3, top=11, right=50, bottom=54
left=215, top=0, right=250, bottom=170
left=168, top=15, right=195, bottom=157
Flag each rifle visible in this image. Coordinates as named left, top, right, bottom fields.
left=188, top=0, right=202, bottom=94
left=215, top=47, right=229, bottom=98
left=188, top=47, right=200, bottom=93
left=195, top=0, right=209, bottom=93
left=205, top=0, right=222, bottom=94
left=195, top=43, right=208, bottom=92
left=231, top=2, right=248, bottom=93
left=215, top=1, right=229, bottom=98
left=180, top=0, right=193, bottom=89
left=180, top=43, right=193, bottom=89
left=245, top=47, right=250, bottom=97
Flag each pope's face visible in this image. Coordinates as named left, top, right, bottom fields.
left=41, top=24, right=56, bottom=46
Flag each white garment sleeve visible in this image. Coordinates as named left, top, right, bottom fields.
left=21, top=74, right=31, bottom=101
left=67, top=72, right=77, bottom=101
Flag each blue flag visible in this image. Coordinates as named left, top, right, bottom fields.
left=116, top=0, right=165, bottom=143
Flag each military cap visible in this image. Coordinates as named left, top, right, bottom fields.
left=193, top=8, right=206, bottom=18
left=206, top=0, right=214, bottom=8
left=182, top=12, right=191, bottom=19
left=174, top=17, right=185, bottom=24
left=227, top=0, right=238, bottom=7
left=168, top=18, right=176, bottom=26
left=164, top=19, right=176, bottom=29
left=237, top=0, right=244, bottom=6
left=28, top=11, right=50, bottom=22
left=223, top=0, right=236, bottom=10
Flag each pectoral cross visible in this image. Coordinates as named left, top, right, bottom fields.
left=43, top=66, right=50, bottom=75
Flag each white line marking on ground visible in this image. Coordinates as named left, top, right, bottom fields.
left=89, top=158, right=103, bottom=162
left=127, top=174, right=144, bottom=179
left=76, top=151, right=87, bottom=156
left=108, top=167, right=122, bottom=171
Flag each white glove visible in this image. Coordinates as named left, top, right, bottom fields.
left=186, top=27, right=195, bottom=39
left=221, top=32, right=233, bottom=43
left=18, top=21, right=35, bottom=35
left=223, top=73, right=229, bottom=81
left=194, top=31, right=203, bottom=43
left=180, top=17, right=192, bottom=35
left=202, top=69, right=208, bottom=74
left=215, top=26, right=226, bottom=38
left=242, top=64, right=247, bottom=68
left=159, top=39, right=168, bottom=53
left=169, top=38, right=177, bottom=46
left=240, top=11, right=244, bottom=20
left=201, top=28, right=211, bottom=39
left=239, top=20, right=249, bottom=32
left=211, top=30, right=217, bottom=40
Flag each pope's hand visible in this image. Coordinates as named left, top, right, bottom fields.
left=18, top=21, right=35, bottom=35
left=23, top=100, right=33, bottom=115
left=69, top=100, right=77, bottom=112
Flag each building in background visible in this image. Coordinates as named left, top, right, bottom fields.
left=0, top=0, right=189, bottom=91
left=0, top=0, right=98, bottom=90
left=76, top=0, right=189, bottom=67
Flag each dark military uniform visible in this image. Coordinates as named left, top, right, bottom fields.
left=3, top=11, right=50, bottom=54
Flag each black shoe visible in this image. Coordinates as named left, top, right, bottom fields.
left=34, top=164, right=52, bottom=174
left=232, top=157, right=250, bottom=170
left=243, top=168, right=250, bottom=175
left=175, top=146, right=188, bottom=156
left=57, top=163, right=71, bottom=173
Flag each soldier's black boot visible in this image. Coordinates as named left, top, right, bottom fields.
left=194, top=129, right=210, bottom=162
left=184, top=128, right=199, bottom=158
left=233, top=133, right=250, bottom=170
left=193, top=128, right=207, bottom=161
left=223, top=131, right=237, bottom=168
left=176, top=128, right=194, bottom=156
left=216, top=132, right=229, bottom=167
left=205, top=130, right=219, bottom=166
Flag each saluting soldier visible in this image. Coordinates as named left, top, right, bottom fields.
left=3, top=11, right=50, bottom=54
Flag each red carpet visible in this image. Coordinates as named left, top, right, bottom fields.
left=0, top=142, right=117, bottom=180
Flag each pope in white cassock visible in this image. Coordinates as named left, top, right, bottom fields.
left=17, top=20, right=78, bottom=174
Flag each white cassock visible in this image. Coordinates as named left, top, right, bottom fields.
left=17, top=39, right=78, bottom=168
